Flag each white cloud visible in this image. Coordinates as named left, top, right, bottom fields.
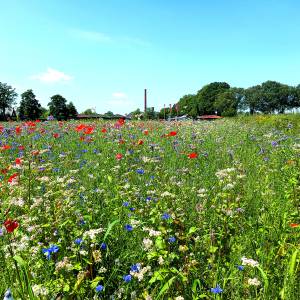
left=31, top=68, right=73, bottom=83
left=69, top=29, right=112, bottom=43
left=112, top=92, right=128, bottom=99
left=69, top=29, right=150, bottom=47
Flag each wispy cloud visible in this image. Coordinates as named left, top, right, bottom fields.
left=106, top=92, right=135, bottom=112
left=112, top=92, right=128, bottom=99
left=69, top=29, right=150, bottom=47
left=30, top=68, right=73, bottom=83
left=69, top=29, right=112, bottom=43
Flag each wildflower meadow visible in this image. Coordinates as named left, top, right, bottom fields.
left=0, top=115, right=299, bottom=299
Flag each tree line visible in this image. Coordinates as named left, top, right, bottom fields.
left=0, top=82, right=78, bottom=121
left=161, top=81, right=300, bottom=118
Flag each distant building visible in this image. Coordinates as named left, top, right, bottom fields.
left=197, top=115, right=223, bottom=120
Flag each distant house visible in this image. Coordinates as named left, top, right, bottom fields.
left=77, top=114, right=103, bottom=120
left=76, top=114, right=131, bottom=120
left=197, top=115, right=223, bottom=120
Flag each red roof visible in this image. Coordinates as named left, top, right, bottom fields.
left=198, top=115, right=223, bottom=119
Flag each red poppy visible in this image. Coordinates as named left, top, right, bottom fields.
left=101, top=128, right=107, bottom=133
left=143, top=130, right=149, bottom=135
left=1, top=145, right=11, bottom=150
left=53, top=133, right=59, bottom=138
left=290, top=223, right=299, bottom=228
left=15, top=158, right=22, bottom=165
left=137, top=140, right=144, bottom=145
left=15, top=126, right=22, bottom=135
left=0, top=125, right=3, bottom=133
left=25, top=121, right=36, bottom=127
left=1, top=168, right=9, bottom=174
left=4, top=219, right=19, bottom=233
left=188, top=152, right=198, bottom=159
left=18, top=145, right=25, bottom=151
left=8, top=173, right=18, bottom=183
left=168, top=131, right=177, bottom=137
left=75, top=124, right=85, bottom=132
left=83, top=126, right=94, bottom=134
left=116, top=153, right=123, bottom=160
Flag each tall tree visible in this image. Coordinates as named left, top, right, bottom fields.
left=196, top=82, right=230, bottom=115
left=67, top=102, right=78, bottom=118
left=176, top=94, right=198, bottom=118
left=214, top=88, right=244, bottom=116
left=19, top=89, right=42, bottom=120
left=48, top=94, right=68, bottom=120
left=0, top=82, right=17, bottom=120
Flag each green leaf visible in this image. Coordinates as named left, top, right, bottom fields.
left=103, top=219, right=120, bottom=241
left=13, top=255, right=27, bottom=267
left=149, top=269, right=169, bottom=284
left=188, top=226, right=198, bottom=235
left=155, top=276, right=176, bottom=300
left=289, top=249, right=298, bottom=276
left=257, top=266, right=269, bottom=290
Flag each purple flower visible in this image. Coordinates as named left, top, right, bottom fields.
left=168, top=236, right=176, bottom=243
left=136, top=169, right=145, bottom=175
left=124, top=224, right=133, bottom=231
left=123, top=274, right=132, bottom=283
left=95, top=284, right=104, bottom=292
left=162, top=213, right=171, bottom=220
left=75, top=238, right=83, bottom=245
left=130, top=263, right=141, bottom=273
left=211, top=284, right=223, bottom=294
left=42, top=244, right=59, bottom=260
left=237, top=265, right=244, bottom=271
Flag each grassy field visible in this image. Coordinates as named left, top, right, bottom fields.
left=0, top=115, right=299, bottom=300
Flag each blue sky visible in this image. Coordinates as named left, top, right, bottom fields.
left=1, top=0, right=300, bottom=114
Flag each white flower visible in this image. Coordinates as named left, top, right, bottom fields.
left=247, top=277, right=261, bottom=286
left=143, top=238, right=153, bottom=250
left=241, top=256, right=259, bottom=267
left=175, top=297, right=185, bottom=300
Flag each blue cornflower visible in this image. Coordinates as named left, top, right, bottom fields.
left=95, top=284, right=104, bottom=292
left=237, top=265, right=244, bottom=271
left=168, top=236, right=176, bottom=243
left=162, top=213, right=171, bottom=220
left=74, top=238, right=83, bottom=245
left=123, top=201, right=130, bottom=207
left=100, top=243, right=107, bottom=250
left=79, top=219, right=86, bottom=225
left=129, top=207, right=135, bottom=211
left=124, top=224, right=133, bottom=231
left=123, top=274, right=132, bottom=283
left=136, top=169, right=144, bottom=175
left=42, top=244, right=59, bottom=260
left=211, top=284, right=223, bottom=294
left=271, top=141, right=278, bottom=147
left=130, top=263, right=141, bottom=273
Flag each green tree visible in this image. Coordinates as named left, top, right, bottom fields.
left=104, top=111, right=114, bottom=117
left=214, top=88, right=243, bottom=116
left=40, top=107, right=49, bottom=119
left=48, top=94, right=69, bottom=120
left=82, top=108, right=94, bottom=115
left=129, top=108, right=143, bottom=120
left=196, top=82, right=230, bottom=115
left=0, top=82, right=17, bottom=120
left=67, top=102, right=78, bottom=118
left=244, top=85, right=262, bottom=114
left=175, top=94, right=198, bottom=118
left=18, top=89, right=42, bottom=120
